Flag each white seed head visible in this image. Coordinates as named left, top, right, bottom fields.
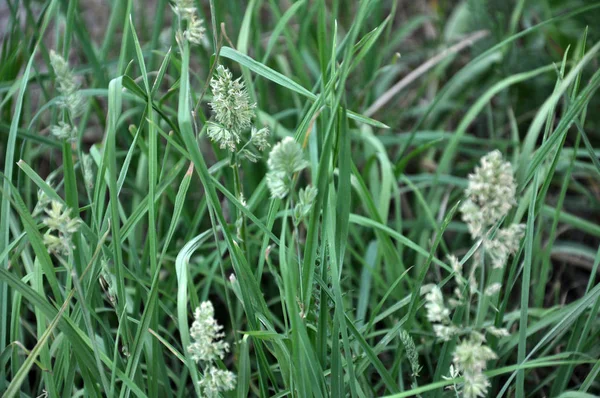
left=266, top=171, right=289, bottom=199
left=433, top=324, right=459, bottom=342
left=266, top=137, right=308, bottom=199
left=32, top=178, right=54, bottom=217
left=484, top=223, right=525, bottom=269
left=468, top=273, right=478, bottom=295
left=209, top=65, right=255, bottom=139
left=206, top=122, right=240, bottom=152
left=447, top=254, right=465, bottom=288
left=452, top=335, right=497, bottom=398
left=251, top=126, right=271, bottom=151
left=425, top=285, right=450, bottom=323
left=184, top=14, right=205, bottom=45
left=460, top=150, right=517, bottom=239
left=82, top=154, right=95, bottom=189
left=50, top=50, right=83, bottom=118
left=462, top=371, right=492, bottom=398
left=448, top=255, right=462, bottom=275
left=294, top=185, right=318, bottom=223
left=50, top=121, right=78, bottom=142
left=267, top=137, right=308, bottom=175
left=420, top=284, right=434, bottom=295
left=42, top=200, right=81, bottom=256
left=172, top=0, right=196, bottom=20
left=487, top=326, right=510, bottom=338
left=484, top=283, right=502, bottom=296
left=198, top=366, right=236, bottom=398
left=188, top=301, right=230, bottom=363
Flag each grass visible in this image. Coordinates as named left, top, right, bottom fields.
left=1, top=0, right=600, bottom=396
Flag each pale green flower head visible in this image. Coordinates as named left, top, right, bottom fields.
left=206, top=122, right=240, bottom=152
left=267, top=137, right=308, bottom=175
left=484, top=282, right=502, bottom=296
left=462, top=372, right=492, bottom=398
left=188, top=301, right=230, bottom=363
left=82, top=154, right=95, bottom=189
left=32, top=178, right=54, bottom=218
left=294, top=185, right=318, bottom=223
left=266, top=137, right=309, bottom=199
left=42, top=200, right=82, bottom=256
left=452, top=335, right=496, bottom=374
left=266, top=171, right=289, bottom=199
left=172, top=0, right=196, bottom=20
left=209, top=65, right=256, bottom=138
left=184, top=15, right=205, bottom=45
left=298, top=185, right=318, bottom=207
left=486, top=326, right=510, bottom=338
left=433, top=324, right=459, bottom=342
left=251, top=126, right=271, bottom=151
left=424, top=285, right=450, bottom=323
left=50, top=50, right=83, bottom=118
left=452, top=334, right=497, bottom=398
left=483, top=223, right=525, bottom=269
left=460, top=150, right=517, bottom=239
left=198, top=366, right=236, bottom=398
left=51, top=121, right=78, bottom=142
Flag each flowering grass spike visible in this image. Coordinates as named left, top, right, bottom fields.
left=198, top=366, right=237, bottom=398
left=251, top=126, right=271, bottom=151
left=50, top=121, right=78, bottom=142
left=188, top=301, right=230, bottom=363
left=42, top=200, right=82, bottom=256
left=460, top=150, right=518, bottom=239
left=209, top=65, right=256, bottom=146
left=184, top=15, right=205, bottom=45
left=50, top=50, right=83, bottom=118
left=188, top=302, right=236, bottom=397
left=452, top=334, right=497, bottom=398
left=266, top=137, right=309, bottom=199
left=172, top=0, right=196, bottom=20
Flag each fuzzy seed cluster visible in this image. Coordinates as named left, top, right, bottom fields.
left=188, top=301, right=236, bottom=396
left=42, top=201, right=82, bottom=256
left=50, top=50, right=84, bottom=119
left=208, top=65, right=256, bottom=147
left=266, top=137, right=309, bottom=199
left=460, top=150, right=525, bottom=269
left=421, top=151, right=523, bottom=398
left=207, top=65, right=271, bottom=160
left=173, top=0, right=205, bottom=45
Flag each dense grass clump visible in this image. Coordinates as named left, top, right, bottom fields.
left=1, top=0, right=600, bottom=396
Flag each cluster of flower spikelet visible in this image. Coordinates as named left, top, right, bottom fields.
left=41, top=200, right=82, bottom=257
left=49, top=51, right=83, bottom=141
left=423, top=150, right=524, bottom=398
left=188, top=301, right=236, bottom=397
left=444, top=333, right=499, bottom=398
left=172, top=0, right=205, bottom=45
left=50, top=50, right=83, bottom=120
left=460, top=150, right=525, bottom=268
left=207, top=65, right=270, bottom=161
left=44, top=51, right=94, bottom=258
left=265, top=137, right=317, bottom=224
left=399, top=329, right=422, bottom=389
left=266, top=137, right=308, bottom=199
